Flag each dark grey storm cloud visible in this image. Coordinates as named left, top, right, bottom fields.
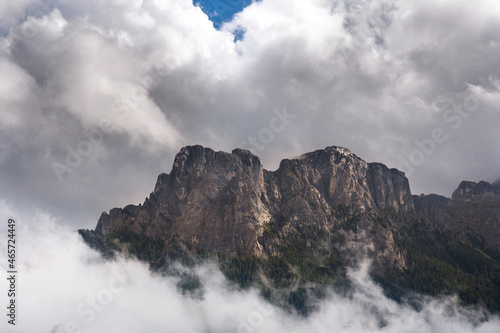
left=1, top=0, right=500, bottom=227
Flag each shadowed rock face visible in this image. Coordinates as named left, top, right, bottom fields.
left=416, top=179, right=500, bottom=252
left=452, top=180, right=500, bottom=202
left=94, top=145, right=500, bottom=273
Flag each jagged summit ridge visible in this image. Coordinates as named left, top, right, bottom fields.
left=293, top=146, right=355, bottom=160
left=95, top=145, right=416, bottom=272
left=452, top=180, right=500, bottom=202
left=94, top=144, right=499, bottom=269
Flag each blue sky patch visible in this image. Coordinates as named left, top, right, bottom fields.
left=194, top=0, right=253, bottom=29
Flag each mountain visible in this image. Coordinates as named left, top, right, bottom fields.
left=81, top=145, right=500, bottom=313
left=95, top=146, right=412, bottom=271
left=415, top=181, right=500, bottom=251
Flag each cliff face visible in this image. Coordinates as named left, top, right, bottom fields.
left=88, top=146, right=500, bottom=311
left=452, top=180, right=500, bottom=202
left=97, top=146, right=268, bottom=254
left=269, top=146, right=414, bottom=213
left=415, top=180, right=500, bottom=253
left=96, top=145, right=414, bottom=272
left=95, top=145, right=500, bottom=275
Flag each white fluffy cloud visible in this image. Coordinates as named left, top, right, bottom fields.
left=0, top=0, right=499, bottom=225
left=8, top=7, right=183, bottom=151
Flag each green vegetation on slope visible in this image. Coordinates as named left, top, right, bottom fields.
left=374, top=218, right=500, bottom=312
left=79, top=208, right=500, bottom=314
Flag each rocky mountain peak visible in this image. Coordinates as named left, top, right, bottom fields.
left=275, top=146, right=412, bottom=213
left=451, top=180, right=500, bottom=202
left=292, top=146, right=361, bottom=166
left=95, top=145, right=418, bottom=262
left=170, top=145, right=263, bottom=177
left=324, top=145, right=352, bottom=154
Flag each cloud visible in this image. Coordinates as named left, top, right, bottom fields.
left=0, top=0, right=39, bottom=29
left=0, top=0, right=499, bottom=226
left=1, top=2, right=500, bottom=329
left=1, top=201, right=500, bottom=333
left=0, top=57, right=42, bottom=129
left=8, top=7, right=183, bottom=151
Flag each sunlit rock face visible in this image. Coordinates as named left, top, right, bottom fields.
left=95, top=145, right=413, bottom=272
left=95, top=145, right=500, bottom=275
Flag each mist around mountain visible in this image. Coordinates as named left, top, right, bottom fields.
left=78, top=145, right=500, bottom=318
left=1, top=200, right=500, bottom=333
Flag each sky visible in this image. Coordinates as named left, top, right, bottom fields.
left=194, top=0, right=253, bottom=28
left=1, top=2, right=500, bottom=331
left=0, top=0, right=500, bottom=229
